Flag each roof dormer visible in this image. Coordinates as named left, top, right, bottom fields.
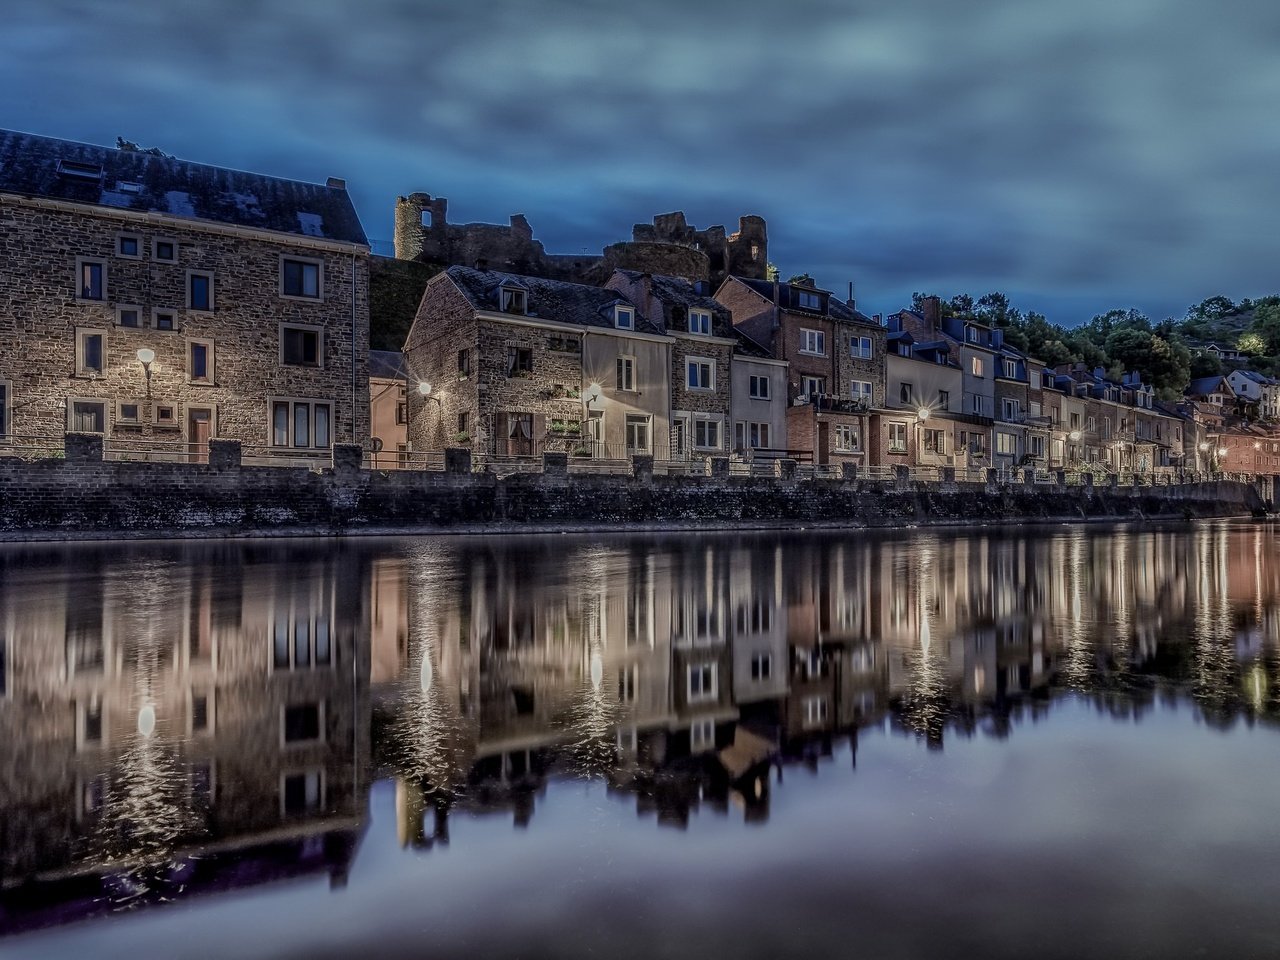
left=497, top=280, right=529, bottom=315
left=613, top=303, right=635, bottom=330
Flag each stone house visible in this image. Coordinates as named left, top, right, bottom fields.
left=369, top=350, right=409, bottom=467
left=0, top=129, right=370, bottom=461
left=882, top=327, right=964, bottom=470
left=404, top=266, right=672, bottom=458
left=718, top=276, right=885, bottom=465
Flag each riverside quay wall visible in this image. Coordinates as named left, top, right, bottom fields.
left=0, top=439, right=1269, bottom=541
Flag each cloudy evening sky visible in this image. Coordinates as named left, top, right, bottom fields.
left=3, top=0, right=1278, bottom=324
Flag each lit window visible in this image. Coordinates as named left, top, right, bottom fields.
left=281, top=257, right=322, bottom=299
left=970, top=356, right=984, bottom=377
left=688, top=309, right=712, bottom=335
left=76, top=258, right=106, bottom=301
left=76, top=329, right=106, bottom=377
left=271, top=399, right=333, bottom=449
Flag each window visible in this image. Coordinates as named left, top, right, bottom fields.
left=751, top=653, right=772, bottom=681
left=835, top=424, right=861, bottom=452
left=750, top=243, right=760, bottom=261
left=188, top=339, right=214, bottom=383
left=1002, top=358, right=1017, bottom=378
left=996, top=432, right=1017, bottom=456
left=500, top=286, right=527, bottom=314
left=970, top=394, right=987, bottom=417
left=625, top=414, right=650, bottom=453
left=1070, top=412, right=1081, bottom=430
left=506, top=346, right=533, bottom=377
left=76, top=329, right=106, bottom=377
left=271, top=399, right=333, bottom=449
left=888, top=421, right=907, bottom=453
left=156, top=404, right=177, bottom=427
left=281, top=256, right=322, bottom=299
left=614, top=305, right=634, bottom=329
left=801, top=376, right=826, bottom=399
left=694, top=418, right=720, bottom=449
left=749, top=375, right=770, bottom=400
left=803, top=696, right=829, bottom=728
left=799, top=329, right=826, bottom=355
left=283, top=703, right=323, bottom=744
left=616, top=356, right=636, bottom=391
left=281, top=325, right=322, bottom=367
left=187, top=271, right=214, bottom=311
left=850, top=336, right=873, bottom=359
left=966, top=327, right=979, bottom=344
left=458, top=411, right=469, bottom=434
left=969, top=432, right=987, bottom=455
left=273, top=609, right=333, bottom=670
left=191, top=692, right=212, bottom=734
left=115, top=305, right=142, bottom=328
left=282, top=771, right=323, bottom=816
left=395, top=399, right=408, bottom=425
left=153, top=309, right=177, bottom=332
left=923, top=428, right=946, bottom=454
left=1001, top=398, right=1021, bottom=421
left=0, top=381, right=8, bottom=438
left=900, top=382, right=913, bottom=404
left=970, top=356, right=984, bottom=378
left=687, top=358, right=714, bottom=390
left=457, top=348, right=471, bottom=377
left=688, top=309, right=712, bottom=335
left=76, top=258, right=106, bottom=301
left=749, top=422, right=770, bottom=448
left=116, top=233, right=142, bottom=258
left=116, top=400, right=141, bottom=425
left=153, top=238, right=178, bottom=263
left=938, top=389, right=950, bottom=410
left=1029, top=435, right=1045, bottom=458
left=1087, top=416, right=1097, bottom=433
left=795, top=290, right=822, bottom=311
left=850, top=380, right=873, bottom=402
left=688, top=663, right=717, bottom=701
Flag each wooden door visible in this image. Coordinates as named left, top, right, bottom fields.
left=188, top=409, right=211, bottom=464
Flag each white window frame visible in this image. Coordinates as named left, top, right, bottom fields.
left=923, top=428, right=946, bottom=454
left=799, top=328, right=826, bottom=356
left=279, top=254, right=325, bottom=301
left=75, top=257, right=108, bottom=302
left=186, top=269, right=215, bottom=311
left=187, top=338, right=215, bottom=385
left=888, top=421, right=907, bottom=454
left=279, top=323, right=325, bottom=369
left=280, top=701, right=326, bottom=747
left=970, top=356, right=984, bottom=378
left=75, top=327, right=108, bottom=378
left=1001, top=398, right=1021, bottom=421
left=751, top=653, right=772, bottom=681
left=748, top=375, right=770, bottom=400
left=269, top=397, right=334, bottom=450
left=795, top=290, right=822, bottom=311
left=801, top=376, right=825, bottom=399
left=115, top=232, right=143, bottom=259
left=850, top=335, right=873, bottom=359
left=749, top=421, right=770, bottom=448
left=687, top=662, right=718, bottom=702
left=803, top=695, right=829, bottom=728
left=500, top=286, right=527, bottom=314
left=996, top=432, right=1017, bottom=456
left=114, top=304, right=143, bottom=329
left=625, top=414, right=651, bottom=454
left=1002, top=358, right=1017, bottom=378
left=614, top=305, right=635, bottom=330
left=616, top=355, right=636, bottom=391
left=688, top=309, right=712, bottom=335
left=693, top=416, right=721, bottom=450
left=686, top=357, right=715, bottom=391
left=152, top=237, right=178, bottom=264
left=835, top=423, right=861, bottom=452
left=850, top=380, right=872, bottom=401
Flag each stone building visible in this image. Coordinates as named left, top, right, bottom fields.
left=393, top=193, right=766, bottom=289
left=717, top=276, right=886, bottom=466
left=404, top=266, right=673, bottom=458
left=0, top=129, right=370, bottom=461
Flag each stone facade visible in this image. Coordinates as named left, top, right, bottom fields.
left=0, top=195, right=369, bottom=458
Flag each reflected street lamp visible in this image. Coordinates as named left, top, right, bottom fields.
left=136, top=348, right=155, bottom=400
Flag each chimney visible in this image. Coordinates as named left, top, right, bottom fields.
left=922, top=295, right=941, bottom=330
left=326, top=177, right=346, bottom=189
left=847, top=281, right=855, bottom=311
left=474, top=258, right=489, bottom=271
left=772, top=278, right=781, bottom=330
left=873, top=312, right=882, bottom=325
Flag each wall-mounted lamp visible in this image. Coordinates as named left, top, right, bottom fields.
left=915, top=406, right=931, bottom=422
left=136, top=347, right=155, bottom=400
left=584, top=382, right=602, bottom=405
left=1068, top=430, right=1082, bottom=442
left=416, top=381, right=442, bottom=407
left=1217, top=447, right=1229, bottom=458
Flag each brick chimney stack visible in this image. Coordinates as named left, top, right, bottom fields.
left=922, top=295, right=941, bottom=331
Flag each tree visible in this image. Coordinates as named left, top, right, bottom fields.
left=1189, top=353, right=1222, bottom=380
left=765, top=262, right=779, bottom=282
left=1250, top=300, right=1280, bottom=354
left=948, top=294, right=975, bottom=316
left=1187, top=295, right=1236, bottom=321
left=788, top=273, right=814, bottom=286
left=1237, top=332, right=1266, bottom=356
left=1103, top=327, right=1190, bottom=393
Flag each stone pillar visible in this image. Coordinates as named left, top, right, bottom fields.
left=986, top=468, right=999, bottom=485
left=840, top=462, right=859, bottom=482
left=208, top=439, right=242, bottom=469
left=1083, top=472, right=1094, bottom=492
left=894, top=464, right=910, bottom=488
left=542, top=451, right=568, bottom=476
left=444, top=447, right=471, bottom=474
left=941, top=466, right=956, bottom=484
left=631, top=454, right=654, bottom=482
left=705, top=456, right=730, bottom=479
left=1023, top=468, right=1036, bottom=486
left=331, top=443, right=363, bottom=473
left=776, top=458, right=798, bottom=480
left=1056, top=469, right=1067, bottom=487
left=1109, top=473, right=1119, bottom=492
left=64, top=432, right=103, bottom=463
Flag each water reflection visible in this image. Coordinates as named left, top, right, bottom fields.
left=2, top=524, right=1280, bottom=940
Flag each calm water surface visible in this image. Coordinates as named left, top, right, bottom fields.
left=3, top=523, right=1280, bottom=960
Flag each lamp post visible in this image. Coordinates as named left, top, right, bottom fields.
left=1068, top=430, right=1082, bottom=469
left=582, top=383, right=602, bottom=456
left=136, top=348, right=155, bottom=400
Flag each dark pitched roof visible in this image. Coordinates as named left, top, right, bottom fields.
left=1187, top=376, right=1231, bottom=396
left=731, top=276, right=881, bottom=327
left=0, top=129, right=367, bottom=245
left=369, top=350, right=409, bottom=380
left=732, top=328, right=775, bottom=359
left=610, top=269, right=735, bottom=337
left=446, top=266, right=654, bottom=333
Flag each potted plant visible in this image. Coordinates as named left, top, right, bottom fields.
left=572, top=444, right=591, bottom=458
left=452, top=431, right=471, bottom=445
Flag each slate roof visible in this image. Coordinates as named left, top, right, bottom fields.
left=1234, top=369, right=1277, bottom=385
left=0, top=128, right=367, bottom=245
left=446, top=266, right=654, bottom=333
left=609, top=269, right=735, bottom=338
left=733, top=277, right=881, bottom=327
left=369, top=350, right=409, bottom=380
left=1187, top=376, right=1232, bottom=397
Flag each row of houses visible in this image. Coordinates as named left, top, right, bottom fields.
left=0, top=126, right=1268, bottom=479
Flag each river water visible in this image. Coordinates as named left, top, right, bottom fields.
left=2, top=523, right=1279, bottom=960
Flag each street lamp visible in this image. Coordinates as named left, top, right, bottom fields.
left=136, top=347, right=155, bottom=400
left=915, top=406, right=931, bottom=422
left=416, top=381, right=442, bottom=407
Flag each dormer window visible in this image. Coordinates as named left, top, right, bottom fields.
left=688, top=309, right=711, bottom=335
left=795, top=290, right=822, bottom=311
left=1002, top=359, right=1017, bottom=378
left=966, top=327, right=979, bottom=343
left=614, top=305, right=634, bottom=330
left=500, top=287, right=527, bottom=314
left=57, top=159, right=103, bottom=182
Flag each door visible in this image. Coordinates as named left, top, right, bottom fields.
left=671, top=420, right=687, bottom=460
left=188, top=408, right=212, bottom=464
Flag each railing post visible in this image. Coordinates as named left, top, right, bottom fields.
left=64, top=432, right=103, bottom=463
left=1109, top=473, right=1119, bottom=493
left=444, top=447, right=471, bottom=474
left=941, top=466, right=956, bottom=486
left=1055, top=469, right=1067, bottom=488
left=1023, top=468, right=1036, bottom=486
left=208, top=439, right=242, bottom=469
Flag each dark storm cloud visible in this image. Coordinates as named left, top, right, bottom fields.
left=3, top=0, right=1279, bottom=322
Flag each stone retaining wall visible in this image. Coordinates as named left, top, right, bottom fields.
left=0, top=443, right=1266, bottom=541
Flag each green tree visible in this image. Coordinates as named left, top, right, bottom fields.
left=788, top=273, right=814, bottom=286
left=1189, top=353, right=1222, bottom=380
left=1237, top=332, right=1266, bottom=356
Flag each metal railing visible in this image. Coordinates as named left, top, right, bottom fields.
left=365, top=450, right=445, bottom=472
left=104, top=437, right=205, bottom=464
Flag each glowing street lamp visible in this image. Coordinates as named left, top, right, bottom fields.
left=416, top=381, right=442, bottom=407
left=915, top=406, right=931, bottom=422
left=136, top=347, right=155, bottom=399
